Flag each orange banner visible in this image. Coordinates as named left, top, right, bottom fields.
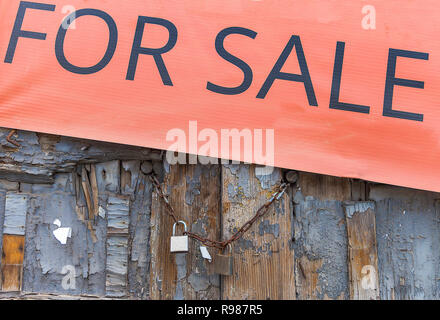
left=0, top=0, right=439, bottom=192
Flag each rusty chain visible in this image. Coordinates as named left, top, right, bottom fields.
left=150, top=173, right=290, bottom=250
left=6, top=129, right=21, bottom=148
left=150, top=175, right=179, bottom=223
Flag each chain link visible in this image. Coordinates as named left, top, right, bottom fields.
left=150, top=174, right=290, bottom=250
left=150, top=175, right=178, bottom=223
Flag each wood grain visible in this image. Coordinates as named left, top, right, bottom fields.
left=0, top=129, right=161, bottom=184
left=371, top=185, right=440, bottom=299
left=295, top=255, right=324, bottom=299
left=1, top=234, right=25, bottom=292
left=293, top=181, right=349, bottom=300
left=105, top=195, right=130, bottom=297
left=150, top=164, right=221, bottom=300
left=90, top=164, right=99, bottom=219
left=344, top=202, right=379, bottom=300
left=298, top=172, right=351, bottom=201
left=221, top=164, right=295, bottom=300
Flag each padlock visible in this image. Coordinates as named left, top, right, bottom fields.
left=170, top=220, right=189, bottom=253
left=213, top=244, right=233, bottom=276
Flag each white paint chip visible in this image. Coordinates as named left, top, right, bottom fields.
left=200, top=246, right=212, bottom=262
left=53, top=219, right=72, bottom=245
left=53, top=219, right=62, bottom=228
left=98, top=206, right=106, bottom=218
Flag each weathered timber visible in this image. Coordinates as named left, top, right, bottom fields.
left=121, top=161, right=141, bottom=195
left=221, top=164, right=295, bottom=300
left=371, top=185, right=440, bottom=299
left=0, top=292, right=116, bottom=300
left=90, top=165, right=99, bottom=220
left=350, top=179, right=368, bottom=201
left=107, top=196, right=130, bottom=235
left=1, top=193, right=27, bottom=292
left=122, top=161, right=152, bottom=299
left=344, top=201, right=379, bottom=300
left=3, top=193, right=27, bottom=236
left=0, top=191, right=6, bottom=274
left=96, top=161, right=120, bottom=194
left=293, top=172, right=350, bottom=299
left=150, top=163, right=220, bottom=300
left=106, top=236, right=129, bottom=297
left=81, top=166, right=95, bottom=222
left=22, top=173, right=107, bottom=296
left=298, top=172, right=351, bottom=201
left=0, top=128, right=161, bottom=184
left=1, top=235, right=25, bottom=291
left=105, top=195, right=130, bottom=297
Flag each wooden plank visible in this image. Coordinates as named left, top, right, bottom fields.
left=121, top=160, right=140, bottom=195
left=1, top=234, right=24, bottom=265
left=105, top=236, right=129, bottom=297
left=0, top=192, right=5, bottom=270
left=221, top=164, right=295, bottom=300
left=0, top=128, right=161, bottom=184
left=3, top=193, right=27, bottom=236
left=90, top=164, right=99, bottom=219
left=81, top=166, right=94, bottom=221
left=0, top=292, right=113, bottom=300
left=105, top=195, right=130, bottom=297
left=1, top=234, right=24, bottom=292
left=96, top=161, right=120, bottom=193
left=120, top=160, right=152, bottom=299
left=150, top=163, right=221, bottom=300
left=344, top=201, right=379, bottom=300
left=22, top=174, right=109, bottom=295
left=298, top=172, right=351, bottom=201
left=293, top=186, right=349, bottom=299
left=106, top=196, right=130, bottom=235
left=22, top=189, right=107, bottom=296
left=1, top=193, right=27, bottom=292
left=295, top=255, right=324, bottom=299
left=1, top=265, right=23, bottom=292
left=126, top=168, right=152, bottom=299
left=371, top=185, right=440, bottom=299
left=350, top=180, right=367, bottom=201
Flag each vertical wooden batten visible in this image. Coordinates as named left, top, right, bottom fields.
left=121, top=160, right=152, bottom=299
left=1, top=193, right=28, bottom=292
left=105, top=195, right=130, bottom=297
left=150, top=163, right=221, bottom=300
left=221, top=164, right=295, bottom=300
left=372, top=185, right=440, bottom=299
left=293, top=172, right=350, bottom=299
left=344, top=201, right=379, bottom=300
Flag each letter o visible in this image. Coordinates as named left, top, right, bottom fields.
left=55, top=9, right=118, bottom=74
